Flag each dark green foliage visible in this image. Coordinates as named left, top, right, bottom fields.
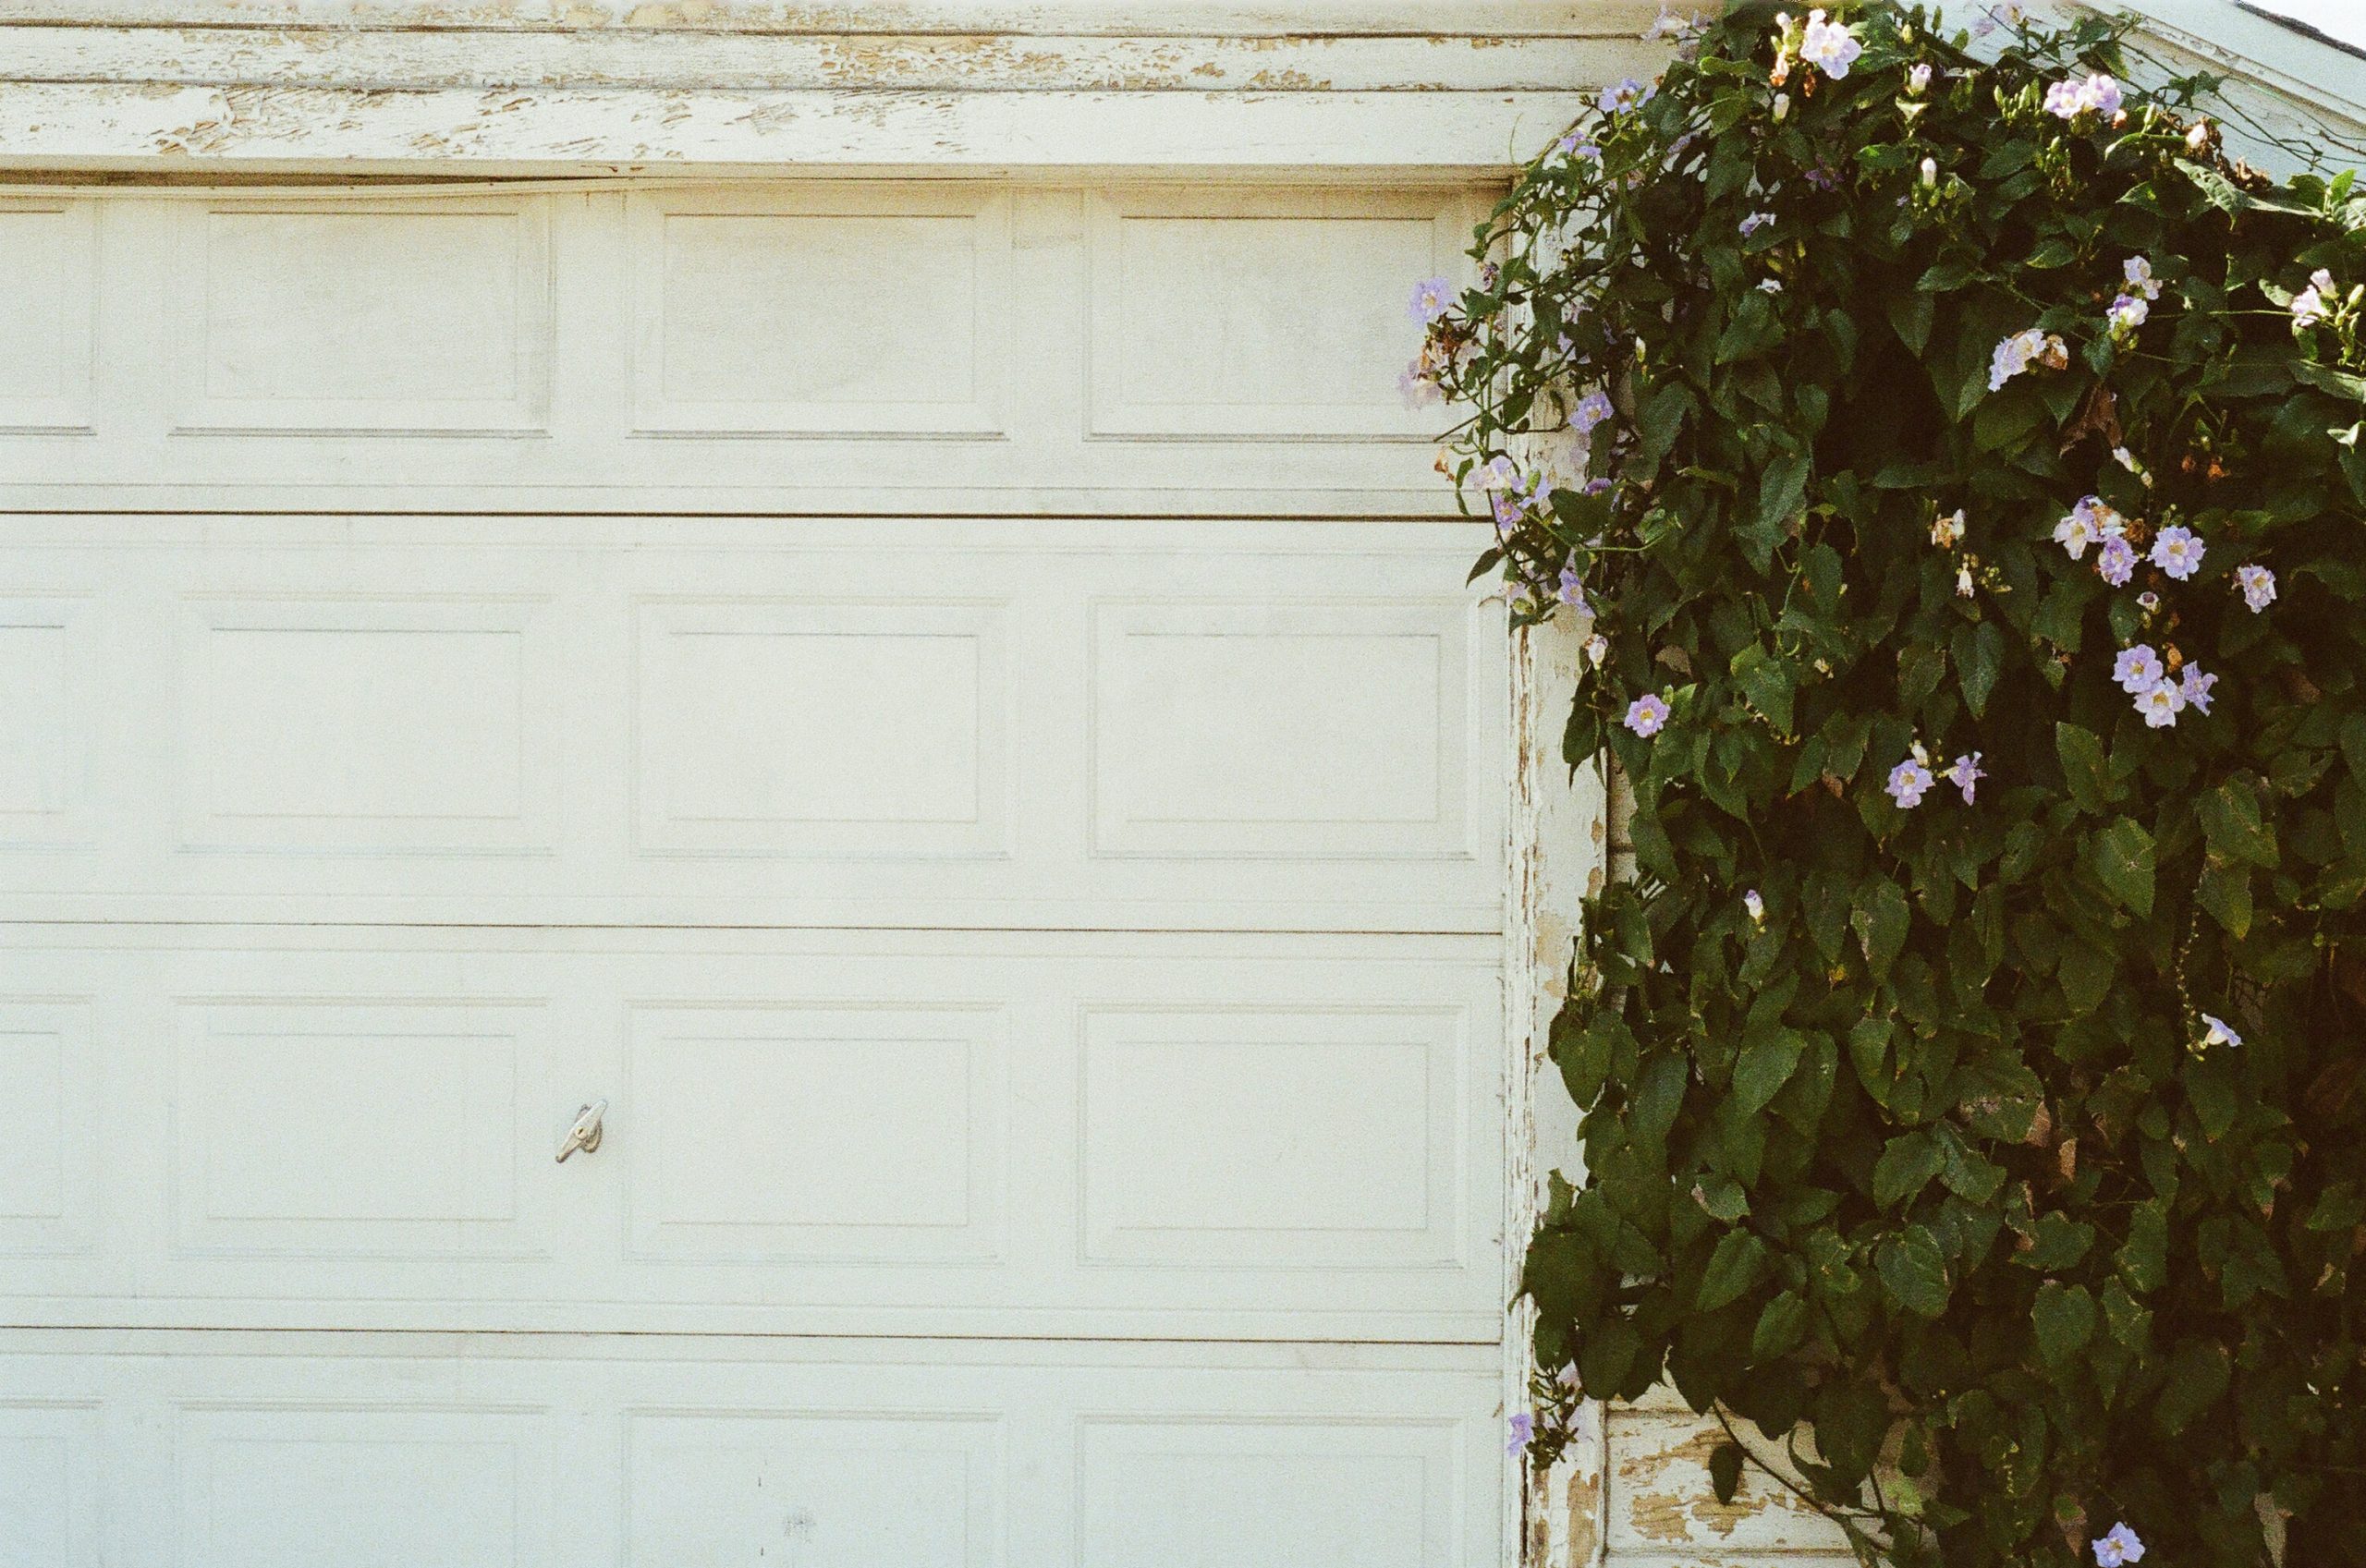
left=1433, top=6, right=2366, bottom=1564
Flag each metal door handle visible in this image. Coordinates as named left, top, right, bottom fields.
left=556, top=1099, right=606, bottom=1162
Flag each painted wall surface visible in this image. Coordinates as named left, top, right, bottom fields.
left=2, top=5, right=2357, bottom=1565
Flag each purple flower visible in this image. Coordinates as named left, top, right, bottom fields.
left=2096, top=535, right=2137, bottom=587
left=2046, top=72, right=2122, bottom=120
left=1507, top=1412, right=1534, bottom=1456
left=1557, top=562, right=1590, bottom=611
left=1597, top=77, right=1654, bottom=114
left=2136, top=678, right=2186, bottom=728
left=2123, top=255, right=2161, bottom=301
left=1989, top=327, right=2064, bottom=392
left=2092, top=1523, right=2146, bottom=1568
left=2237, top=563, right=2276, bottom=612
left=2106, top=292, right=2149, bottom=335
left=2113, top=644, right=2165, bottom=694
left=1738, top=210, right=1775, bottom=237
left=2054, top=495, right=2121, bottom=559
left=2150, top=525, right=2204, bottom=580
left=1625, top=692, right=1671, bottom=737
left=1571, top=389, right=1616, bottom=436
left=1908, top=63, right=1933, bottom=93
left=1490, top=492, right=1521, bottom=538
left=1803, top=164, right=1839, bottom=191
left=1558, top=135, right=1603, bottom=161
left=1397, top=363, right=1441, bottom=409
left=2200, top=1016, right=2241, bottom=1050
left=2180, top=664, right=2216, bottom=715
left=2292, top=268, right=2337, bottom=327
left=1744, top=889, right=1766, bottom=923
left=1799, top=9, right=1862, bottom=79
left=1408, top=276, right=1455, bottom=324
left=1886, top=756, right=1935, bottom=808
left=1946, top=752, right=1985, bottom=805
left=1582, top=477, right=1615, bottom=495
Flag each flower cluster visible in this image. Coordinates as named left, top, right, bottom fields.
left=2043, top=70, right=2123, bottom=120
left=1884, top=742, right=1982, bottom=808
left=1988, top=325, right=2067, bottom=390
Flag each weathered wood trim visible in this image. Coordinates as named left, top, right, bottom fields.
left=0, top=25, right=1666, bottom=91
left=0, top=79, right=1598, bottom=170
left=0, top=0, right=1670, bottom=35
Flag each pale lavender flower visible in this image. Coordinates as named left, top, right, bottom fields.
left=2093, top=1523, right=2146, bottom=1567
left=1572, top=389, right=1616, bottom=436
left=2122, top=255, right=2161, bottom=301
left=2137, top=678, right=2187, bottom=728
left=1491, top=492, right=1521, bottom=538
left=1908, top=62, right=1933, bottom=93
left=2112, top=644, right=2165, bottom=694
left=1803, top=164, right=1840, bottom=191
left=2046, top=72, right=2122, bottom=120
left=1559, top=136, right=1603, bottom=161
left=2137, top=590, right=2161, bottom=614
left=1739, top=210, right=1776, bottom=237
left=2237, top=563, right=2276, bottom=612
left=1625, top=692, right=1671, bottom=737
left=1582, top=477, right=1615, bottom=495
left=1476, top=455, right=1518, bottom=490
left=1970, top=3, right=2024, bottom=38
left=1582, top=633, right=1609, bottom=665
left=1557, top=562, right=1590, bottom=611
left=2180, top=665, right=2216, bottom=715
left=1397, top=364, right=1441, bottom=409
left=2291, top=268, right=2336, bottom=327
left=1886, top=757, right=1935, bottom=808
left=1759, top=277, right=1785, bottom=294
left=1946, top=752, right=1985, bottom=805
left=1598, top=77, right=1655, bottom=114
left=2096, top=534, right=2137, bottom=587
left=1989, top=327, right=2065, bottom=392
left=1799, top=9, right=1862, bottom=78
left=2054, top=499, right=2104, bottom=559
left=2106, top=292, right=2149, bottom=335
left=1507, top=1413, right=1534, bottom=1456
left=1744, top=889, right=1766, bottom=923
left=1932, top=508, right=1966, bottom=548
left=1409, top=276, right=1455, bottom=323
left=2199, top=1016, right=2241, bottom=1051
left=2150, top=525, right=2204, bottom=580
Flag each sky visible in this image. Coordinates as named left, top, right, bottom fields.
left=2242, top=0, right=2366, bottom=51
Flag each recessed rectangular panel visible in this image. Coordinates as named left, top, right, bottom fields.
left=175, top=203, right=548, bottom=432
left=1079, top=1417, right=1456, bottom=1568
left=628, top=1412, right=997, bottom=1567
left=626, top=1004, right=1003, bottom=1262
left=1081, top=1007, right=1462, bottom=1268
left=177, top=1405, right=545, bottom=1568
left=630, top=190, right=1007, bottom=434
left=633, top=601, right=1006, bottom=857
left=1092, top=602, right=1468, bottom=858
left=0, top=600, right=92, bottom=845
left=0, top=1405, right=98, bottom=1568
left=178, top=598, right=555, bottom=852
left=0, top=203, right=95, bottom=431
left=0, top=1001, right=96, bottom=1257
left=1088, top=191, right=1459, bottom=439
left=173, top=1001, right=535, bottom=1257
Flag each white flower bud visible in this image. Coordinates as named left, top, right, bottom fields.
left=1920, top=157, right=1938, bottom=188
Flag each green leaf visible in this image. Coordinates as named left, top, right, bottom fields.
left=2091, top=817, right=2156, bottom=918
left=1952, top=621, right=2005, bottom=718
left=1696, top=1228, right=1768, bottom=1313
left=2031, top=1282, right=2096, bottom=1366
left=1709, top=1441, right=1745, bottom=1505
left=2199, top=776, right=2279, bottom=867
left=1874, top=1227, right=1950, bottom=1317
left=1872, top=1131, right=1945, bottom=1209
left=1852, top=879, right=1911, bottom=978
left=1732, top=1027, right=1809, bottom=1115
left=2055, top=723, right=2116, bottom=812
left=1730, top=644, right=1798, bottom=735
left=1750, top=1290, right=1810, bottom=1359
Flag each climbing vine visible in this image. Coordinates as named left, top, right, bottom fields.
left=1414, top=5, right=2366, bottom=1564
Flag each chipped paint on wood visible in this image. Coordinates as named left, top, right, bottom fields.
left=0, top=79, right=1602, bottom=169
left=0, top=26, right=1670, bottom=94
left=0, top=0, right=1675, bottom=35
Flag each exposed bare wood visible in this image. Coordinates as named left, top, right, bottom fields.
left=0, top=0, right=1671, bottom=35
left=0, top=81, right=1595, bottom=169
left=0, top=25, right=1665, bottom=93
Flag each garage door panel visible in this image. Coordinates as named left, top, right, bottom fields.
left=4, top=517, right=1501, bottom=931
left=0, top=1333, right=1502, bottom=1568
left=0, top=998, right=101, bottom=1260
left=0, top=930, right=1502, bottom=1340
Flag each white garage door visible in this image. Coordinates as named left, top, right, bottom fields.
left=0, top=186, right=1512, bottom=1565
